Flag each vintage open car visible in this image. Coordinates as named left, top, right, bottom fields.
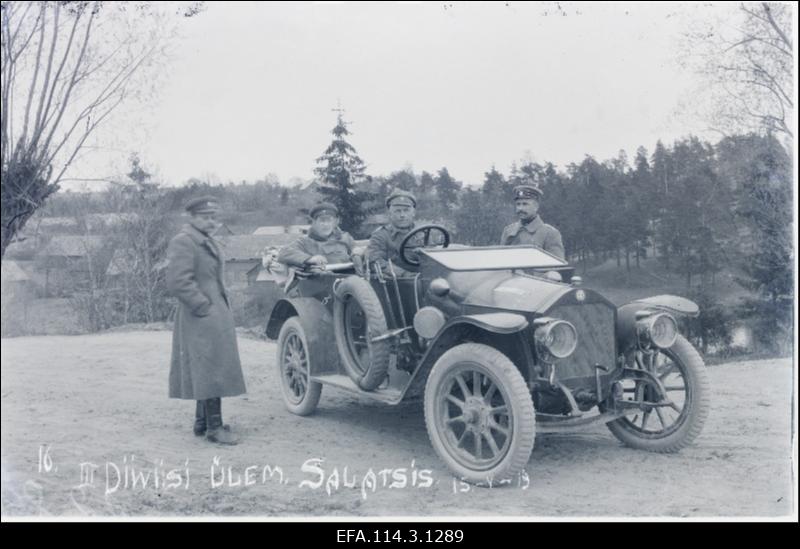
left=264, top=225, right=710, bottom=484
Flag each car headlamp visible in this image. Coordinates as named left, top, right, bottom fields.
left=534, top=319, right=578, bottom=360
left=636, top=312, right=678, bottom=349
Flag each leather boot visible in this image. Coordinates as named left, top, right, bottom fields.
left=204, top=398, right=238, bottom=445
left=195, top=399, right=230, bottom=436
left=193, top=400, right=206, bottom=436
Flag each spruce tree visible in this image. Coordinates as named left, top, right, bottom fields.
left=314, top=113, right=372, bottom=236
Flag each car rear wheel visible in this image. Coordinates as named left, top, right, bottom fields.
left=606, top=335, right=710, bottom=452
left=333, top=276, right=391, bottom=391
left=424, top=343, right=536, bottom=485
left=277, top=317, right=322, bottom=416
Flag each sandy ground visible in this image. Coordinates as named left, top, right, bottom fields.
left=1, top=330, right=795, bottom=518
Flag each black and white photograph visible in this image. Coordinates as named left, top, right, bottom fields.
left=0, top=1, right=796, bottom=522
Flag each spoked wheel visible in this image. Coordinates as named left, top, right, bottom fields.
left=607, top=335, right=710, bottom=452
left=277, top=317, right=322, bottom=415
left=424, top=343, right=535, bottom=485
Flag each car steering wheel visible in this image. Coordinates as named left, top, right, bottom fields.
left=398, top=224, right=451, bottom=267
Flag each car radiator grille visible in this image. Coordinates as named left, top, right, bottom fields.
left=544, top=302, right=616, bottom=386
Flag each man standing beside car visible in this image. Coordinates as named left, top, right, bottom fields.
left=366, top=188, right=419, bottom=275
left=166, top=196, right=246, bottom=445
left=278, top=202, right=355, bottom=270
left=500, top=183, right=565, bottom=260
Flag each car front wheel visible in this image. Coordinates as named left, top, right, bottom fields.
left=277, top=317, right=323, bottom=416
left=424, top=343, right=536, bottom=485
left=606, top=335, right=710, bottom=452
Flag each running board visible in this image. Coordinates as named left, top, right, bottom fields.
left=311, top=374, right=405, bottom=404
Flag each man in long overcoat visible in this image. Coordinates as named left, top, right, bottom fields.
left=167, top=196, right=246, bottom=445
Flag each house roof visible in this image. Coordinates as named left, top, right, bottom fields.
left=35, top=216, right=79, bottom=229
left=39, top=235, right=105, bottom=257
left=85, top=213, right=139, bottom=230
left=252, top=226, right=287, bottom=235
left=217, top=234, right=298, bottom=261
left=3, top=235, right=43, bottom=259
left=287, top=224, right=310, bottom=234
left=1, top=260, right=31, bottom=282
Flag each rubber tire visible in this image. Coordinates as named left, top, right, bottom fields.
left=424, top=343, right=536, bottom=485
left=277, top=317, right=322, bottom=416
left=333, top=276, right=391, bottom=391
left=606, top=335, right=710, bottom=452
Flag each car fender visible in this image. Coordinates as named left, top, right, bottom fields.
left=266, top=297, right=339, bottom=376
left=437, top=312, right=530, bottom=336
left=401, top=312, right=531, bottom=400
left=616, top=294, right=699, bottom=351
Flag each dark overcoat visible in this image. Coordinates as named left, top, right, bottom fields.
left=166, top=223, right=246, bottom=400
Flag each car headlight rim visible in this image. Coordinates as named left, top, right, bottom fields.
left=535, top=319, right=578, bottom=360
left=637, top=312, right=678, bottom=349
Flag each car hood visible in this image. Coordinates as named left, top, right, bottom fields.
left=446, top=270, right=573, bottom=313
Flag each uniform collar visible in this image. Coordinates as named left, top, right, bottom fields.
left=183, top=223, right=221, bottom=259
left=509, top=215, right=543, bottom=236
left=521, top=215, right=543, bottom=233
left=388, top=222, right=415, bottom=238
left=309, top=227, right=341, bottom=242
left=184, top=223, right=211, bottom=241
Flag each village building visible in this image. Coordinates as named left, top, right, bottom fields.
left=36, top=235, right=108, bottom=297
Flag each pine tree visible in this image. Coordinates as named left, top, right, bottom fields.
left=434, top=167, right=462, bottom=208
left=314, top=114, right=372, bottom=236
left=481, top=165, right=506, bottom=197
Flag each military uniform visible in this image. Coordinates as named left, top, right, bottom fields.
left=366, top=222, right=418, bottom=271
left=501, top=184, right=565, bottom=260
left=500, top=216, right=565, bottom=259
left=167, top=196, right=244, bottom=445
left=278, top=228, right=355, bottom=267
left=366, top=189, right=418, bottom=273
left=277, top=202, right=355, bottom=267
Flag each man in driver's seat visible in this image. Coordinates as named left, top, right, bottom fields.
left=366, top=189, right=418, bottom=276
left=278, top=202, right=355, bottom=270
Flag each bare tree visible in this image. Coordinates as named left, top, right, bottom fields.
left=680, top=2, right=793, bottom=144
left=105, top=154, right=178, bottom=324
left=1, top=1, right=204, bottom=257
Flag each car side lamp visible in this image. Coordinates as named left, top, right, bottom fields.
left=429, top=278, right=450, bottom=297
left=413, top=307, right=447, bottom=339
left=571, top=275, right=582, bottom=286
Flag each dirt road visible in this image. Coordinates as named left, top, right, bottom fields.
left=1, top=330, right=794, bottom=517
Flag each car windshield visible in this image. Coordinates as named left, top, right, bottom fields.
left=421, top=245, right=567, bottom=271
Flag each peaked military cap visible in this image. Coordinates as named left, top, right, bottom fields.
left=513, top=184, right=543, bottom=200
left=309, top=202, right=339, bottom=219
left=185, top=195, right=220, bottom=214
left=385, top=188, right=417, bottom=208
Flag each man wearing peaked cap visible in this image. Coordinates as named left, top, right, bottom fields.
left=384, top=188, right=417, bottom=208
left=184, top=195, right=220, bottom=214
left=367, top=188, right=418, bottom=275
left=165, top=194, right=245, bottom=445
left=500, top=183, right=565, bottom=259
left=278, top=202, right=355, bottom=269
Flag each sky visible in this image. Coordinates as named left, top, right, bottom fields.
left=68, top=1, right=741, bottom=189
